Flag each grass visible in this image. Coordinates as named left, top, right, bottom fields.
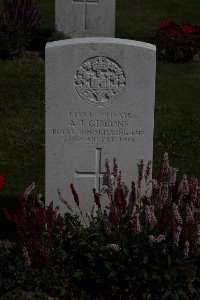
left=116, top=0, right=200, bottom=40
left=0, top=0, right=200, bottom=201
left=154, top=62, right=200, bottom=178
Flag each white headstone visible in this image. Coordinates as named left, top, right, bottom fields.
left=55, top=0, right=116, bottom=38
left=45, top=38, right=156, bottom=214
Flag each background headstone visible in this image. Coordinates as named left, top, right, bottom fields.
left=55, top=0, right=116, bottom=37
left=46, top=38, right=156, bottom=215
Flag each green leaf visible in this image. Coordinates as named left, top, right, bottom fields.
left=73, top=271, right=84, bottom=279
left=144, top=255, right=148, bottom=264
left=167, top=255, right=171, bottom=267
left=108, top=271, right=117, bottom=278
left=162, top=290, right=172, bottom=299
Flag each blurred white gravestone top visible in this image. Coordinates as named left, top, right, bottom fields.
left=55, top=0, right=116, bottom=37
left=45, top=38, right=156, bottom=215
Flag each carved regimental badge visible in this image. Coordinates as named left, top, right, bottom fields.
left=74, top=56, right=126, bottom=107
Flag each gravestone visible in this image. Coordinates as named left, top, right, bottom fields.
left=45, top=38, right=156, bottom=215
left=55, top=0, right=116, bottom=37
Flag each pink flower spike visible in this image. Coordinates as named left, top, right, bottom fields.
left=150, top=205, right=157, bottom=225
left=196, top=224, right=200, bottom=244
left=70, top=184, right=80, bottom=207
left=145, top=205, right=151, bottom=224
left=159, top=182, right=169, bottom=209
left=172, top=203, right=183, bottom=225
left=137, top=159, right=144, bottom=189
left=23, top=182, right=36, bottom=200
left=113, top=157, right=118, bottom=178
left=162, top=152, right=170, bottom=174
left=145, top=160, right=151, bottom=182
left=184, top=241, right=190, bottom=258
left=190, top=176, right=198, bottom=203
left=149, top=234, right=165, bottom=243
left=22, top=246, right=31, bottom=267
left=186, top=203, right=194, bottom=224
left=105, top=159, right=111, bottom=177
left=179, top=175, right=189, bottom=197
left=103, top=214, right=111, bottom=236
left=168, top=166, right=178, bottom=186
left=173, top=226, right=182, bottom=247
left=132, top=213, right=141, bottom=234
left=58, top=189, right=73, bottom=212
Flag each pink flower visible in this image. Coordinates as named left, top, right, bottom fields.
left=137, top=159, right=144, bottom=189
left=23, top=182, right=36, bottom=200
left=186, top=203, right=194, bottom=224
left=159, top=182, right=169, bottom=209
left=107, top=244, right=120, bottom=252
left=179, top=175, right=189, bottom=197
left=172, top=203, right=183, bottom=225
left=190, top=176, right=198, bottom=203
left=105, top=159, right=111, bottom=177
left=105, top=159, right=114, bottom=198
left=113, top=157, right=118, bottom=178
left=152, top=179, right=159, bottom=191
left=103, top=214, right=111, bottom=236
left=162, top=152, right=170, bottom=174
left=149, top=234, right=165, bottom=243
left=57, top=189, right=73, bottom=212
left=184, top=241, right=190, bottom=258
left=22, top=246, right=31, bottom=266
left=196, top=224, right=200, bottom=253
left=132, top=213, right=141, bottom=234
left=145, top=205, right=151, bottom=224
left=70, top=184, right=80, bottom=207
left=168, top=166, right=178, bottom=186
left=150, top=205, right=157, bottom=224
left=117, top=170, right=124, bottom=191
left=144, top=204, right=157, bottom=225
left=144, top=160, right=151, bottom=182
left=196, top=225, right=200, bottom=242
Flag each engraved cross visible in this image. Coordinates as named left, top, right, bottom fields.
left=72, top=0, right=99, bottom=31
left=75, top=148, right=105, bottom=191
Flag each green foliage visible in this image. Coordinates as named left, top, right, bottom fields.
left=1, top=155, right=200, bottom=299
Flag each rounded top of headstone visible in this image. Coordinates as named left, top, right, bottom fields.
left=46, top=38, right=156, bottom=51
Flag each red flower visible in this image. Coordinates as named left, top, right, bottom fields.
left=181, top=24, right=196, bottom=34
left=167, top=29, right=181, bottom=38
left=159, top=21, right=176, bottom=30
left=0, top=175, right=4, bottom=189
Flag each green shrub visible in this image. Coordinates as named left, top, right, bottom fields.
left=0, top=0, right=41, bottom=59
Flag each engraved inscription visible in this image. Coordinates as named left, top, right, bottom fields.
left=74, top=57, right=126, bottom=107
left=72, top=0, right=99, bottom=31
left=51, top=111, right=145, bottom=144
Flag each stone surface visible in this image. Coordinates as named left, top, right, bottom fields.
left=45, top=38, right=156, bottom=215
left=55, top=0, right=116, bottom=38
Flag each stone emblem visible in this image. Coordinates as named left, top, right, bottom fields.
left=74, top=56, right=126, bottom=107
